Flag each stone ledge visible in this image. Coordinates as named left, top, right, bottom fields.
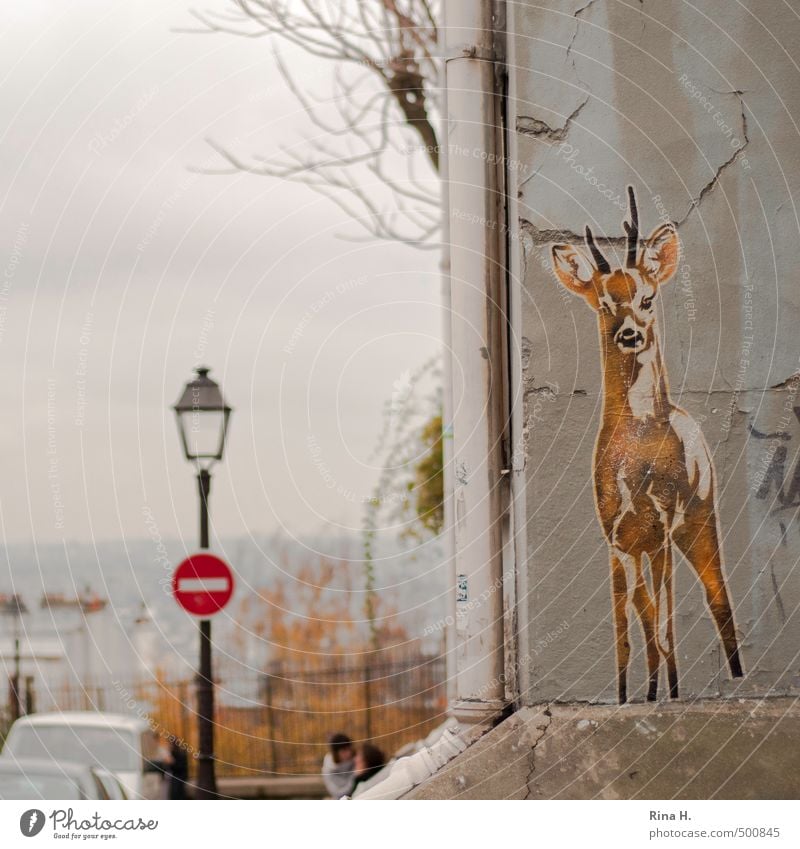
left=407, top=697, right=800, bottom=799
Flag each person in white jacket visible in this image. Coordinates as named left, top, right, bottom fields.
left=321, top=733, right=356, bottom=799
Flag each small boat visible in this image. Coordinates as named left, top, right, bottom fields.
left=0, top=594, right=27, bottom=615
left=39, top=592, right=107, bottom=613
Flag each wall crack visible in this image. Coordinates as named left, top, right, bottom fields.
left=524, top=707, right=552, bottom=800
left=566, top=1, right=598, bottom=90
left=517, top=97, right=589, bottom=142
left=677, top=96, right=750, bottom=227
left=519, top=97, right=750, bottom=244
left=519, top=218, right=629, bottom=247
left=567, top=1, right=599, bottom=61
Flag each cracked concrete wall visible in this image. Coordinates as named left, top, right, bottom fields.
left=408, top=699, right=800, bottom=799
left=509, top=1, right=800, bottom=702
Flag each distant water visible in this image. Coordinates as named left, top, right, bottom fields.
left=0, top=531, right=446, bottom=712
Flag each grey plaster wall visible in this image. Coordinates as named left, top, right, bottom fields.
left=509, top=0, right=800, bottom=702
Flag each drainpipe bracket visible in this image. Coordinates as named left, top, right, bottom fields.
left=450, top=697, right=508, bottom=726
left=444, top=45, right=497, bottom=63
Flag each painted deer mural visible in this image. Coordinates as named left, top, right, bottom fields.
left=550, top=187, right=743, bottom=703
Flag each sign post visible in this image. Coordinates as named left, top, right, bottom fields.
left=172, top=552, right=234, bottom=799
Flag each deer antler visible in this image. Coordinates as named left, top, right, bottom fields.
left=585, top=226, right=611, bottom=274
left=623, top=185, right=639, bottom=268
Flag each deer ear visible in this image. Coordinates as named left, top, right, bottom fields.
left=641, top=224, right=680, bottom=285
left=551, top=244, right=598, bottom=305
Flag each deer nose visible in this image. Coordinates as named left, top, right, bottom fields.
left=617, top=326, right=644, bottom=349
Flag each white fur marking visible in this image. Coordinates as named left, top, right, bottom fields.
left=628, top=346, right=657, bottom=419
left=612, top=548, right=638, bottom=594
left=670, top=409, right=712, bottom=500
left=617, top=471, right=634, bottom=515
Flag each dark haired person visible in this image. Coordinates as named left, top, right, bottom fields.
left=350, top=743, right=387, bottom=796
left=167, top=741, right=189, bottom=800
left=152, top=738, right=190, bottom=800
left=321, top=733, right=355, bottom=798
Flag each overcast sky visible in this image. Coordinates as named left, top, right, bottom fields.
left=0, top=0, right=441, bottom=546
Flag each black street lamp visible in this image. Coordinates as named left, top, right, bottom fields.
left=173, top=366, right=232, bottom=799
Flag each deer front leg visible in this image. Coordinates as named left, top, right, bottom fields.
left=630, top=570, right=662, bottom=702
left=610, top=551, right=631, bottom=703
left=651, top=546, right=679, bottom=698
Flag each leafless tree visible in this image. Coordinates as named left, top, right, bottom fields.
left=183, top=1, right=442, bottom=248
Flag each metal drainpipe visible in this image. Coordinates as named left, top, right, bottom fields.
left=439, top=39, right=457, bottom=707
left=444, top=0, right=508, bottom=724
left=503, top=8, right=529, bottom=709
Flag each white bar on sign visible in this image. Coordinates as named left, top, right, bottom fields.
left=178, top=578, right=228, bottom=593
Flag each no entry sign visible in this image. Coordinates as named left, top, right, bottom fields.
left=172, top=553, right=234, bottom=617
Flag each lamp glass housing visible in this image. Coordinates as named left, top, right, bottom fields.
left=173, top=367, right=231, bottom=467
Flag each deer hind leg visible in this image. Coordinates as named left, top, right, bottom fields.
left=674, top=511, right=743, bottom=679
left=651, top=546, right=679, bottom=698
left=629, top=563, right=661, bottom=702
left=610, top=552, right=631, bottom=704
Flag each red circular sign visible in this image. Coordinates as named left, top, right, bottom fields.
left=172, top=553, right=234, bottom=617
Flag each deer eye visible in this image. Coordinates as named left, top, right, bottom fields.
left=641, top=296, right=653, bottom=310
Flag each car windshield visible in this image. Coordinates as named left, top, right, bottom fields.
left=6, top=725, right=139, bottom=772
left=0, top=772, right=82, bottom=800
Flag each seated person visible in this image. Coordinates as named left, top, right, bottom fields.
left=350, top=743, right=387, bottom=796
left=321, top=733, right=355, bottom=798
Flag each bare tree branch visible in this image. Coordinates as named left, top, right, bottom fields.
left=186, top=0, right=442, bottom=247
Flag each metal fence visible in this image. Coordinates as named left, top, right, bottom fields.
left=38, top=653, right=448, bottom=778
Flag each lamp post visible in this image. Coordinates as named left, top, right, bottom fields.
left=1, top=594, right=28, bottom=721
left=173, top=366, right=232, bottom=799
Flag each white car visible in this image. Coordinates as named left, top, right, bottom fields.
left=94, top=768, right=130, bottom=800
left=0, top=758, right=112, bottom=800
left=1, top=712, right=163, bottom=799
